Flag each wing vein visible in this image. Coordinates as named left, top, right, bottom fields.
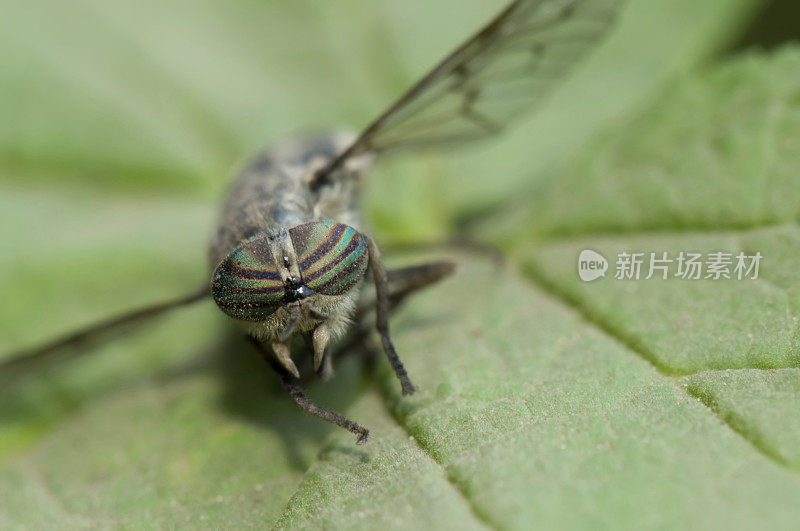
left=312, top=0, right=623, bottom=190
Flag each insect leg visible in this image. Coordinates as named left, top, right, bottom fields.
left=248, top=336, right=369, bottom=444
left=296, top=260, right=457, bottom=385
left=364, top=235, right=417, bottom=396
left=327, top=260, right=457, bottom=372
left=0, top=287, right=209, bottom=373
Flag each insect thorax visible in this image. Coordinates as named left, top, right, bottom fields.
left=208, top=131, right=368, bottom=269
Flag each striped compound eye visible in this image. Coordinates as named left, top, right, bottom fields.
left=289, top=221, right=368, bottom=296
left=210, top=221, right=369, bottom=322
left=211, top=237, right=284, bottom=322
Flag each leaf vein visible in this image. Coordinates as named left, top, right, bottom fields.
left=519, top=258, right=800, bottom=474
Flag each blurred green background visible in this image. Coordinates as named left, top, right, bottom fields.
left=2, top=0, right=800, bottom=528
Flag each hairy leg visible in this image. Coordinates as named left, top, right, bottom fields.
left=293, top=259, right=457, bottom=387
left=0, top=287, right=209, bottom=373
left=364, top=235, right=417, bottom=395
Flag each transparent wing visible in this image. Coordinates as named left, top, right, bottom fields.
left=314, top=0, right=622, bottom=186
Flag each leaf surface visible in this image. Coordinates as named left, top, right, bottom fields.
left=3, top=1, right=797, bottom=529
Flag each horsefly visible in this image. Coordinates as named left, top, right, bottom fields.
left=3, top=0, right=622, bottom=443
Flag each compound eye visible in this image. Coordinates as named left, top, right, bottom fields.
left=290, top=221, right=368, bottom=296
left=211, top=236, right=283, bottom=321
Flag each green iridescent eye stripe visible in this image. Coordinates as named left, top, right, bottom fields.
left=303, top=230, right=361, bottom=281
left=216, top=251, right=283, bottom=293
left=224, top=247, right=282, bottom=280
left=313, top=259, right=367, bottom=295
left=296, top=222, right=347, bottom=271
left=211, top=243, right=283, bottom=320
left=290, top=222, right=368, bottom=295
left=304, top=237, right=367, bottom=294
left=219, top=263, right=282, bottom=292
left=302, top=233, right=353, bottom=279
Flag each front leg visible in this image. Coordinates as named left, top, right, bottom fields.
left=296, top=259, right=458, bottom=387
left=248, top=336, right=369, bottom=444
left=364, top=234, right=416, bottom=396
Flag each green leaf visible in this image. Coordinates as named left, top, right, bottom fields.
left=504, top=51, right=800, bottom=511
left=3, top=0, right=798, bottom=529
